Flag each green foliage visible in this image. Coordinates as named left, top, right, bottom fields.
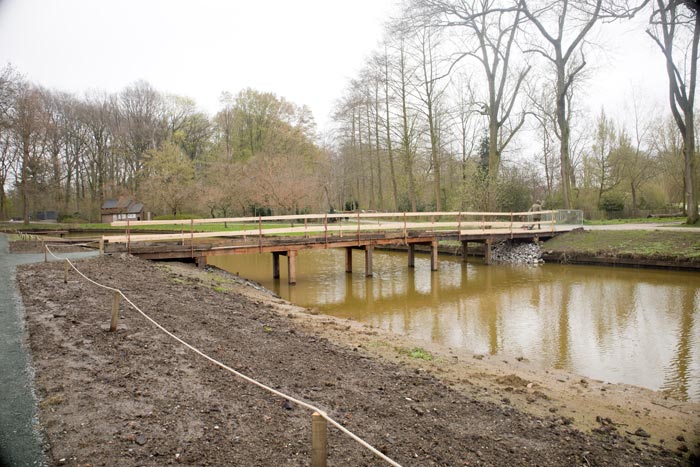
left=638, top=185, right=668, bottom=210
left=344, top=200, right=359, bottom=211
left=215, top=88, right=316, bottom=161
left=496, top=177, right=531, bottom=212
left=143, top=141, right=197, bottom=217
left=599, top=192, right=625, bottom=212
left=477, top=134, right=489, bottom=175
left=57, top=215, right=89, bottom=224
left=399, top=346, right=434, bottom=360
left=583, top=217, right=685, bottom=225
left=248, top=205, right=272, bottom=217
left=153, top=213, right=199, bottom=221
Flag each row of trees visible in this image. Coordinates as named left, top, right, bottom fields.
left=330, top=0, right=698, bottom=221
left=0, top=68, right=330, bottom=222
left=0, top=1, right=697, bottom=223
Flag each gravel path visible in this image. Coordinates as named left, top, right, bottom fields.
left=0, top=235, right=96, bottom=467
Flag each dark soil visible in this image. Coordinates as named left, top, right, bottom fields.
left=17, top=255, right=688, bottom=466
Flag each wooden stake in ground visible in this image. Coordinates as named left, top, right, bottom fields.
left=109, top=291, right=120, bottom=332
left=311, top=412, right=327, bottom=467
left=63, top=259, right=69, bottom=284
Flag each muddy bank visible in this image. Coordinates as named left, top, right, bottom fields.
left=17, top=254, right=699, bottom=466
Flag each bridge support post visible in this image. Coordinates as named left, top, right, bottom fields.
left=364, top=246, right=373, bottom=277
left=345, top=247, right=353, bottom=273
left=461, top=241, right=469, bottom=263
left=408, top=244, right=415, bottom=268
left=484, top=239, right=492, bottom=265
left=287, top=250, right=297, bottom=285
left=272, top=252, right=280, bottom=279
left=196, top=255, right=207, bottom=269
left=430, top=241, right=438, bottom=271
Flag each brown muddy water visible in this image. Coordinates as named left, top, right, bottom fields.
left=209, top=249, right=700, bottom=401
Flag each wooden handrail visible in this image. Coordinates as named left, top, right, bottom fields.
left=102, top=211, right=560, bottom=245
left=110, top=210, right=556, bottom=227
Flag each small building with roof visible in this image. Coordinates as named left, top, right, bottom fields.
left=101, top=197, right=145, bottom=223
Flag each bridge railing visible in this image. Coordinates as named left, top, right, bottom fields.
left=104, top=210, right=568, bottom=245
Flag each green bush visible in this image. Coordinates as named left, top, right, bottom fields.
left=599, top=193, right=625, bottom=212
left=58, top=215, right=88, bottom=224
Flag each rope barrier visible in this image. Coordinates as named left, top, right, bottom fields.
left=44, top=245, right=405, bottom=467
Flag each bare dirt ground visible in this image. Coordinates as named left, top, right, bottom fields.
left=16, top=252, right=699, bottom=466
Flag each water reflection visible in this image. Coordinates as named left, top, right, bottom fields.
left=209, top=249, right=700, bottom=401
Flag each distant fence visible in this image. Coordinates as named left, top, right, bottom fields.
left=552, top=210, right=584, bottom=225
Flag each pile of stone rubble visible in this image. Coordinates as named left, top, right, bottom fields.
left=491, top=241, right=543, bottom=265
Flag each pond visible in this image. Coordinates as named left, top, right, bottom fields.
left=209, top=249, right=700, bottom=401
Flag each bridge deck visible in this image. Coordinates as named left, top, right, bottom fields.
left=103, top=211, right=581, bottom=283
left=106, top=227, right=573, bottom=260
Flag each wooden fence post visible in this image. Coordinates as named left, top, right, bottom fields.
left=311, top=412, right=327, bottom=467
left=110, top=291, right=121, bottom=332
left=99, top=238, right=104, bottom=256
left=43, top=242, right=47, bottom=262
left=287, top=250, right=297, bottom=285
left=63, top=259, right=69, bottom=284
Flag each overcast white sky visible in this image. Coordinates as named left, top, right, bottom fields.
left=0, top=0, right=669, bottom=135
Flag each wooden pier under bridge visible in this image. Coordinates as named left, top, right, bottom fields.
left=103, top=210, right=580, bottom=284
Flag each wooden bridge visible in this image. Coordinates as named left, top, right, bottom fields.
left=104, top=210, right=579, bottom=284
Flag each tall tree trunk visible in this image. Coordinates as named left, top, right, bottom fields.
left=365, top=104, right=375, bottom=210
left=374, top=87, right=384, bottom=211
left=398, top=45, right=417, bottom=212
left=401, top=95, right=417, bottom=212
left=649, top=0, right=699, bottom=223
left=383, top=67, right=399, bottom=210
left=21, top=143, right=29, bottom=224
left=556, top=62, right=572, bottom=209
left=683, top=15, right=698, bottom=224
left=427, top=101, right=441, bottom=211
left=487, top=114, right=499, bottom=210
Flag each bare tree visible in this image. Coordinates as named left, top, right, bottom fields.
left=379, top=44, right=401, bottom=209
left=521, top=0, right=602, bottom=209
left=412, top=22, right=451, bottom=210
left=10, top=84, right=48, bottom=224
left=618, top=98, right=657, bottom=214
left=118, top=80, right=167, bottom=193
left=646, top=0, right=699, bottom=223
left=0, top=65, right=21, bottom=219
left=394, top=31, right=420, bottom=211
left=451, top=74, right=483, bottom=208
left=81, top=92, right=119, bottom=210
left=590, top=108, right=621, bottom=205
left=653, top=115, right=685, bottom=206
left=419, top=0, right=531, bottom=208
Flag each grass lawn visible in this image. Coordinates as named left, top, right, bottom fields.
left=582, top=217, right=688, bottom=225
left=544, top=230, right=700, bottom=260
